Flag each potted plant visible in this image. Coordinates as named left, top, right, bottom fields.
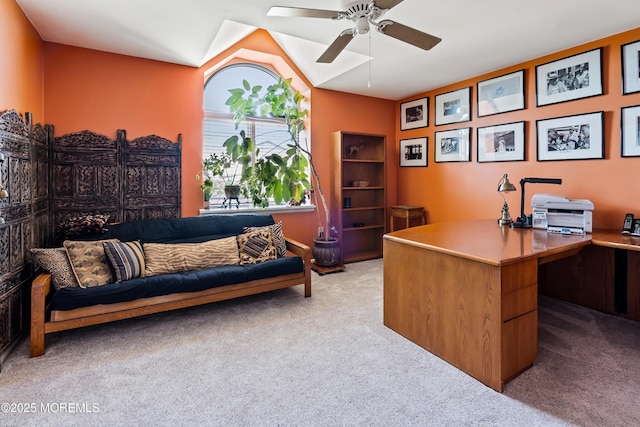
left=199, top=176, right=213, bottom=208
left=203, top=151, right=242, bottom=201
left=223, top=77, right=339, bottom=266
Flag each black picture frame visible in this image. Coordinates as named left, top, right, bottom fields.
left=535, top=48, right=603, bottom=107
left=400, top=98, right=428, bottom=130
left=434, top=128, right=471, bottom=162
left=434, top=87, right=471, bottom=126
left=622, top=40, right=640, bottom=95
left=477, top=121, right=526, bottom=163
left=536, top=111, right=604, bottom=161
left=399, top=137, right=428, bottom=167
left=621, top=104, right=640, bottom=157
left=477, top=70, right=525, bottom=117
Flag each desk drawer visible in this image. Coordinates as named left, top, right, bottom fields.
left=502, top=259, right=537, bottom=322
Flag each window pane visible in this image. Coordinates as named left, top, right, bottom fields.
left=203, top=64, right=309, bottom=208
left=204, top=64, right=278, bottom=113
left=255, top=121, right=290, bottom=158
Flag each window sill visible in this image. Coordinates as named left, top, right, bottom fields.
left=199, top=204, right=316, bottom=216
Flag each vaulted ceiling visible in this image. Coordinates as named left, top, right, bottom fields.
left=16, top=0, right=640, bottom=100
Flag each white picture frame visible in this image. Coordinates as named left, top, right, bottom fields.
left=434, top=87, right=471, bottom=126
left=536, top=112, right=604, bottom=161
left=477, top=121, right=525, bottom=163
left=434, top=128, right=470, bottom=162
left=400, top=98, right=428, bottom=130
left=621, top=105, right=640, bottom=157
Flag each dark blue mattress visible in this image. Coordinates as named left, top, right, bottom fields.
left=51, top=256, right=304, bottom=311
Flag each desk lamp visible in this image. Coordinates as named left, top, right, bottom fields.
left=497, top=174, right=517, bottom=225
left=511, top=177, right=562, bottom=228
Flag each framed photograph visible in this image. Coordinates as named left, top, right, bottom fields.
left=400, top=97, right=428, bottom=130
left=400, top=137, right=428, bottom=167
left=434, top=128, right=470, bottom=162
left=621, top=105, right=640, bottom=157
left=434, top=87, right=471, bottom=125
left=477, top=121, right=525, bottom=163
left=477, top=70, right=525, bottom=117
left=622, top=40, right=640, bottom=94
left=536, top=111, right=604, bottom=161
left=535, top=48, right=603, bottom=106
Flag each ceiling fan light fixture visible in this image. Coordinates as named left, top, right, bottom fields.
left=356, top=17, right=370, bottom=34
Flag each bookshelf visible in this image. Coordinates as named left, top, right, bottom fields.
left=330, top=131, right=386, bottom=264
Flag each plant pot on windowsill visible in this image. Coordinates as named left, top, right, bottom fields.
left=224, top=184, right=241, bottom=198
left=312, top=237, right=341, bottom=267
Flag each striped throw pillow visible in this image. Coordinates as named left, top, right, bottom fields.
left=143, top=236, right=239, bottom=277
left=103, top=241, right=146, bottom=282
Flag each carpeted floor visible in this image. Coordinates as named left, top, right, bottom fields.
left=1, top=258, right=639, bottom=426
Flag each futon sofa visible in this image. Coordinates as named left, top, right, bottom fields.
left=30, top=214, right=311, bottom=357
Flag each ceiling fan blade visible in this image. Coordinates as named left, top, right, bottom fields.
left=317, top=30, right=356, bottom=63
left=372, top=0, right=404, bottom=10
left=377, top=20, right=441, bottom=51
left=267, top=6, right=344, bottom=19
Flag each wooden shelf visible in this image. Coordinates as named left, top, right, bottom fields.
left=343, top=224, right=384, bottom=232
left=344, top=250, right=383, bottom=264
left=343, top=186, right=384, bottom=190
left=342, top=159, right=384, bottom=163
left=343, top=206, right=385, bottom=212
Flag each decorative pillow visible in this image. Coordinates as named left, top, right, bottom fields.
left=57, top=214, right=110, bottom=240
left=237, top=229, right=277, bottom=265
left=243, top=221, right=286, bottom=258
left=103, top=240, right=146, bottom=282
left=63, top=239, right=119, bottom=288
left=143, top=236, right=239, bottom=277
left=30, top=248, right=79, bottom=290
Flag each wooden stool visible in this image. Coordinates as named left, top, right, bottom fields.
left=390, top=205, right=425, bottom=232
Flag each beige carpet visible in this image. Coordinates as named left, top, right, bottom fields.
left=1, top=258, right=639, bottom=426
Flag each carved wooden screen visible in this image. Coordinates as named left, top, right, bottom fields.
left=0, top=110, right=49, bottom=369
left=50, top=127, right=181, bottom=228
left=50, top=129, right=121, bottom=228
left=120, top=130, right=181, bottom=222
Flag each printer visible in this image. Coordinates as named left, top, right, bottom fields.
left=531, top=194, right=594, bottom=235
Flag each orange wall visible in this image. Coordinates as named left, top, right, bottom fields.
left=0, top=0, right=44, bottom=122
left=397, top=28, right=640, bottom=230
left=43, top=44, right=204, bottom=217
left=44, top=30, right=396, bottom=247
left=309, top=88, right=397, bottom=244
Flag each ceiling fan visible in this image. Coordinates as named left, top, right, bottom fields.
left=267, top=0, right=441, bottom=63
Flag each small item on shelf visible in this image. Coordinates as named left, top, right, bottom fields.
left=351, top=180, right=369, bottom=187
left=353, top=222, right=365, bottom=227
left=344, top=198, right=351, bottom=208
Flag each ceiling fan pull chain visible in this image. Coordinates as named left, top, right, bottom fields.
left=368, top=30, right=372, bottom=88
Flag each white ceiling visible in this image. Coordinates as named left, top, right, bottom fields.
left=16, top=0, right=640, bottom=100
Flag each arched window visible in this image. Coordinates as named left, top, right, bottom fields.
left=203, top=64, right=302, bottom=208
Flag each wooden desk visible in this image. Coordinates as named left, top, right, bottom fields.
left=538, top=229, right=640, bottom=321
left=383, top=219, right=591, bottom=392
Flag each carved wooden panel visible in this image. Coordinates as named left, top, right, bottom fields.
left=50, top=127, right=181, bottom=230
left=51, top=129, right=121, bottom=227
left=120, top=130, right=181, bottom=222
left=0, top=110, right=46, bottom=369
